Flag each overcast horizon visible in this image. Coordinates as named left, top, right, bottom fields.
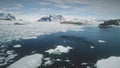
left=0, top=0, right=120, bottom=21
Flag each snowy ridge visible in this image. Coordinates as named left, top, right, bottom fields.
left=38, top=15, right=65, bottom=22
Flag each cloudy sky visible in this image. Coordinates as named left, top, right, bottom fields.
left=0, top=0, right=120, bottom=21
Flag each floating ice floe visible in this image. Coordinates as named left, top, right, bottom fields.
left=65, top=59, right=70, bottom=62
left=56, top=59, right=62, bottom=62
left=96, top=56, right=120, bottom=68
left=44, top=60, right=54, bottom=66
left=45, top=45, right=73, bottom=55
left=0, top=50, right=17, bottom=66
left=44, top=57, right=51, bottom=61
left=87, top=66, right=90, bottom=68
left=81, top=63, right=88, bottom=65
left=43, top=57, right=54, bottom=66
left=13, top=44, right=21, bottom=48
left=90, top=46, right=95, bottom=48
left=8, top=53, right=43, bottom=68
left=98, top=40, right=106, bottom=43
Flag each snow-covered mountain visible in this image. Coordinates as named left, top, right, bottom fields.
left=0, top=13, right=15, bottom=20
left=38, top=15, right=65, bottom=22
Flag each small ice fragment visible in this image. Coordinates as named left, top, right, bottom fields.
left=87, top=66, right=90, bottom=68
left=81, top=63, right=88, bottom=65
left=44, top=60, right=53, bottom=66
left=56, top=59, right=61, bottom=61
left=13, top=44, right=21, bottom=48
left=65, top=59, right=70, bottom=62
left=98, top=40, right=106, bottom=43
left=44, top=57, right=51, bottom=61
left=90, top=46, right=95, bottom=48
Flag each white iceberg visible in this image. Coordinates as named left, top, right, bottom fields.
left=96, top=56, right=120, bottom=68
left=45, top=45, right=73, bottom=55
left=7, top=53, right=43, bottom=68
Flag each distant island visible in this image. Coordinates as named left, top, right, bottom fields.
left=99, top=19, right=120, bottom=28
left=61, top=21, right=84, bottom=25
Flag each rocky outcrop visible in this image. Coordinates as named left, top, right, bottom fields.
left=99, top=19, right=120, bottom=28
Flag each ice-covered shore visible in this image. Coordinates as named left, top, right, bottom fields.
left=0, top=20, right=84, bottom=44
left=0, top=20, right=84, bottom=67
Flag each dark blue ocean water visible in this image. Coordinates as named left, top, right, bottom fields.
left=1, top=26, right=120, bottom=68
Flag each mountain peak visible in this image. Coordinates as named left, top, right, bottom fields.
left=0, top=13, right=16, bottom=20
left=38, top=15, right=65, bottom=22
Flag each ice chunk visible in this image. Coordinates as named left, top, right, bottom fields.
left=87, top=66, right=90, bottom=68
left=65, top=59, right=70, bottom=62
left=13, top=44, right=21, bottom=48
left=56, top=59, right=61, bottom=62
left=81, top=63, right=88, bottom=65
left=44, top=57, right=51, bottom=61
left=44, top=60, right=53, bottom=66
left=98, top=40, right=106, bottom=43
left=96, top=56, right=120, bottom=68
left=45, top=49, right=55, bottom=54
left=8, top=53, right=43, bottom=68
left=0, top=50, right=17, bottom=66
left=45, top=45, right=73, bottom=55
left=90, top=46, right=95, bottom=48
left=43, top=57, right=54, bottom=66
left=6, top=50, right=14, bottom=54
